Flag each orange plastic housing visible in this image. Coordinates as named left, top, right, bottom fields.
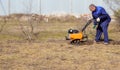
left=69, top=32, right=83, bottom=40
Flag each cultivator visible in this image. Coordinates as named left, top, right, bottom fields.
left=65, top=19, right=93, bottom=45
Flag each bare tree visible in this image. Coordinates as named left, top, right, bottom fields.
left=18, top=0, right=40, bottom=41
left=104, top=0, right=120, bottom=31
left=104, top=0, right=120, bottom=11
left=70, top=0, right=73, bottom=14
left=0, top=0, right=7, bottom=33
left=8, top=0, right=11, bottom=16
left=0, top=18, right=7, bottom=33
left=39, top=0, right=42, bottom=14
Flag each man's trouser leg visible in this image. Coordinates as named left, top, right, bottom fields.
left=95, top=25, right=102, bottom=42
left=101, top=20, right=110, bottom=43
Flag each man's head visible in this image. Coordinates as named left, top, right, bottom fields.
left=89, top=4, right=96, bottom=12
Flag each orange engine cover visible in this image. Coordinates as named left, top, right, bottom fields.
left=69, top=32, right=83, bottom=40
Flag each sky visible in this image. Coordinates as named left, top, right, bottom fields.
left=0, top=0, right=111, bottom=15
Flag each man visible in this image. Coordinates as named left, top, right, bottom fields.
left=89, top=4, right=111, bottom=44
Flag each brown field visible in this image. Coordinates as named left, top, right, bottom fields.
left=0, top=18, right=120, bottom=70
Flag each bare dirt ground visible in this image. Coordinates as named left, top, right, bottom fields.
left=0, top=20, right=120, bottom=70
left=0, top=40, right=120, bottom=70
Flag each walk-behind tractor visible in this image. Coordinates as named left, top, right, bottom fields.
left=65, top=19, right=93, bottom=45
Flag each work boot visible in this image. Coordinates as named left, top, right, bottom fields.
left=104, top=42, right=109, bottom=45
left=94, top=40, right=100, bottom=44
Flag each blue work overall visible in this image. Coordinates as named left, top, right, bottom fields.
left=92, top=6, right=111, bottom=43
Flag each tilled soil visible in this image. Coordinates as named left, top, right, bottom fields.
left=0, top=40, right=120, bottom=70
left=78, top=40, right=120, bottom=45
left=47, top=39, right=120, bottom=45
left=0, top=39, right=120, bottom=46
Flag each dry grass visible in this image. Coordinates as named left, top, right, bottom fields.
left=0, top=18, right=120, bottom=70
left=0, top=42, right=120, bottom=70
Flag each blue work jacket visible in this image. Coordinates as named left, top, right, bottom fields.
left=92, top=6, right=111, bottom=25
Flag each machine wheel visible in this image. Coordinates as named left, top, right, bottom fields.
left=70, top=39, right=81, bottom=45
left=82, top=34, right=88, bottom=42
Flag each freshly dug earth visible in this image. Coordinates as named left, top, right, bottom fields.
left=48, top=39, right=120, bottom=45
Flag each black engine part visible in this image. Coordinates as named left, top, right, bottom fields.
left=68, top=29, right=79, bottom=34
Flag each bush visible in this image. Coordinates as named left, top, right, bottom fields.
left=114, top=9, right=120, bottom=23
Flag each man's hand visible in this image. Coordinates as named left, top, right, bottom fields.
left=96, top=17, right=100, bottom=22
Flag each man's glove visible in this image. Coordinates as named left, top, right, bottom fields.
left=93, top=25, right=97, bottom=29
left=96, top=17, right=100, bottom=22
